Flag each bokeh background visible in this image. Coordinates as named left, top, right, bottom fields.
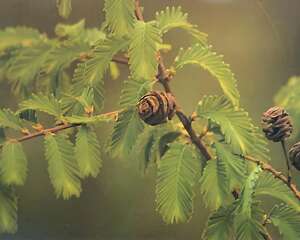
left=1, top=0, right=300, bottom=239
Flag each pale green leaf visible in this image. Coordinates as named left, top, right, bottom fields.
left=0, top=186, right=17, bottom=233
left=234, top=203, right=267, bottom=240
left=72, top=37, right=128, bottom=111
left=214, top=142, right=246, bottom=190
left=56, top=0, right=72, bottom=19
left=104, top=0, right=135, bottom=37
left=233, top=168, right=268, bottom=240
left=0, top=27, right=42, bottom=53
left=55, top=19, right=85, bottom=38
left=19, top=94, right=62, bottom=119
left=274, top=76, right=300, bottom=137
left=236, top=167, right=262, bottom=217
left=44, top=134, right=82, bottom=199
left=109, top=62, right=120, bottom=80
left=270, top=204, right=300, bottom=240
left=200, top=157, right=230, bottom=210
left=110, top=107, right=144, bottom=158
left=0, top=109, right=23, bottom=130
left=175, top=44, right=240, bottom=106
left=63, top=114, right=115, bottom=124
left=40, top=42, right=89, bottom=95
left=119, top=78, right=153, bottom=107
left=274, top=76, right=300, bottom=109
left=134, top=124, right=181, bottom=173
left=155, top=6, right=207, bottom=45
left=7, top=41, right=54, bottom=94
left=129, top=21, right=162, bottom=80
left=75, top=125, right=102, bottom=178
left=0, top=141, right=27, bottom=186
left=254, top=171, right=300, bottom=211
left=205, top=204, right=235, bottom=240
left=55, top=19, right=106, bottom=46
left=156, top=142, right=200, bottom=223
left=197, top=95, right=256, bottom=155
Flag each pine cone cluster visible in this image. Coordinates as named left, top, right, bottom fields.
left=137, top=91, right=176, bottom=126
left=261, top=106, right=293, bottom=142
left=289, top=142, right=300, bottom=171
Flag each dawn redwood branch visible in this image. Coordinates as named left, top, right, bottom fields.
left=245, top=155, right=300, bottom=200
left=0, top=111, right=119, bottom=149
left=134, top=0, right=212, bottom=161
left=133, top=0, right=300, bottom=202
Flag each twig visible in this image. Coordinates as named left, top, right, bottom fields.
left=112, top=56, right=129, bottom=65
left=0, top=111, right=119, bottom=148
left=244, top=155, right=300, bottom=200
left=281, top=140, right=292, bottom=184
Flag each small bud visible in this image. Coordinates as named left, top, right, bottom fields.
left=261, top=106, right=293, bottom=142
left=289, top=142, right=300, bottom=171
left=137, top=91, right=176, bottom=126
left=32, top=123, right=44, bottom=132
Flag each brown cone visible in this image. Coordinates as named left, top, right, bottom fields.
left=137, top=91, right=176, bottom=126
left=261, top=106, right=293, bottom=142
left=289, top=142, right=300, bottom=171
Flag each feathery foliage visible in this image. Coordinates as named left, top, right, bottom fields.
left=234, top=204, right=267, bottom=240
left=110, top=76, right=153, bottom=157
left=128, top=21, right=162, bottom=80
left=72, top=37, right=128, bottom=111
left=214, top=142, right=246, bottom=190
left=0, top=27, right=42, bottom=53
left=119, top=78, right=153, bottom=107
left=0, top=187, right=17, bottom=233
left=156, top=142, right=200, bottom=223
left=254, top=172, right=300, bottom=211
left=7, top=41, right=54, bottom=95
left=110, top=107, right=144, bottom=158
left=205, top=204, right=235, bottom=240
left=175, top=44, right=240, bottom=106
left=270, top=204, right=300, bottom=240
left=197, top=95, right=259, bottom=155
left=75, top=125, right=102, bottom=178
left=134, top=124, right=181, bottom=173
left=0, top=1, right=298, bottom=238
left=234, top=168, right=267, bottom=240
left=19, top=94, right=62, bottom=119
left=63, top=114, right=114, bottom=124
left=274, top=76, right=300, bottom=137
left=0, top=141, right=27, bottom=186
left=0, top=109, right=23, bottom=130
left=104, top=0, right=135, bottom=37
left=56, top=0, right=72, bottom=19
left=155, top=6, right=207, bottom=44
left=44, top=134, right=82, bottom=199
left=200, top=156, right=230, bottom=210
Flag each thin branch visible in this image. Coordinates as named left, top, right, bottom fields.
left=0, top=111, right=119, bottom=148
left=244, top=155, right=300, bottom=200
left=281, top=140, right=292, bottom=184
left=134, top=0, right=144, bottom=21
left=112, top=56, right=129, bottom=65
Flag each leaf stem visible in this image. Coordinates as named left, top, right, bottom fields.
left=281, top=140, right=292, bottom=184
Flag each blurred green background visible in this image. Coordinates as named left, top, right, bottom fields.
left=1, top=0, right=300, bottom=239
